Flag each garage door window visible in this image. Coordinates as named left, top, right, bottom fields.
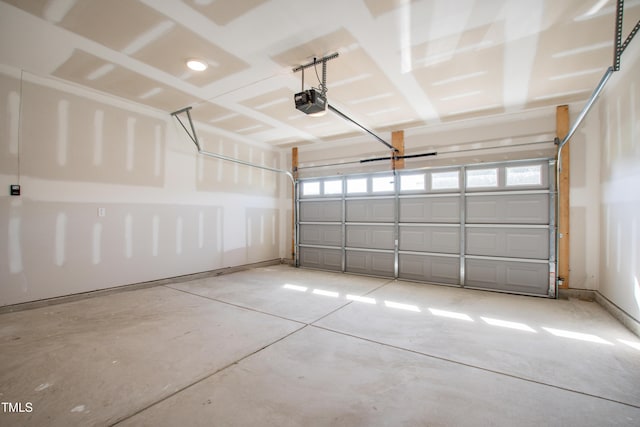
left=347, top=178, right=368, bottom=194
left=506, top=165, right=542, bottom=187
left=302, top=181, right=320, bottom=196
left=324, top=179, right=343, bottom=195
left=372, top=176, right=395, bottom=192
left=401, top=174, right=425, bottom=191
left=466, top=168, right=498, bottom=188
left=431, top=171, right=459, bottom=190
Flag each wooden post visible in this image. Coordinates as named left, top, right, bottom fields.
left=556, top=105, right=570, bottom=289
left=292, top=147, right=299, bottom=180
left=291, top=147, right=298, bottom=261
left=391, top=130, right=405, bottom=170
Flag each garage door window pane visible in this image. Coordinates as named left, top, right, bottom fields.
left=324, top=180, right=342, bottom=195
left=302, top=181, right=320, bottom=196
left=347, top=178, right=368, bottom=194
left=431, top=171, right=459, bottom=190
left=401, top=174, right=425, bottom=191
left=506, top=165, right=542, bottom=186
left=466, top=169, right=497, bottom=188
left=372, top=176, right=395, bottom=192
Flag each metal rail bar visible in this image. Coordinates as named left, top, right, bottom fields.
left=170, top=107, right=294, bottom=183
left=199, top=149, right=293, bottom=180
left=558, top=67, right=614, bottom=152
left=465, top=255, right=549, bottom=264
left=397, top=250, right=460, bottom=258
left=548, top=160, right=557, bottom=298
left=294, top=180, right=300, bottom=267
left=328, top=104, right=397, bottom=152
left=459, top=166, right=466, bottom=287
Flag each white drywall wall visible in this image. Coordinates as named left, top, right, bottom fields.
left=593, top=39, right=640, bottom=322
left=0, top=67, right=287, bottom=307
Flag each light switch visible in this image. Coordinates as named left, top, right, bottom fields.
left=97, top=207, right=106, bottom=217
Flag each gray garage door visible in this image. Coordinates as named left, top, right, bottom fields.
left=297, top=159, right=556, bottom=297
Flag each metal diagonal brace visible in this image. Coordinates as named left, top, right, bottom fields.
left=327, top=104, right=398, bottom=152
left=170, top=107, right=294, bottom=183
left=558, top=67, right=614, bottom=152
left=620, top=18, right=640, bottom=55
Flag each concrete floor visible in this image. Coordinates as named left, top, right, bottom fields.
left=1, top=265, right=640, bottom=426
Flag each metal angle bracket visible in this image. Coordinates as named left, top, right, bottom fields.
left=620, top=18, right=640, bottom=55
left=171, top=106, right=200, bottom=151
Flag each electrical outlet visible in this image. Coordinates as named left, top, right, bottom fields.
left=97, top=207, right=106, bottom=217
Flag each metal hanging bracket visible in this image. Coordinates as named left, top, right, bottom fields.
left=292, top=52, right=339, bottom=74
left=613, top=0, right=640, bottom=71
left=171, top=107, right=200, bottom=151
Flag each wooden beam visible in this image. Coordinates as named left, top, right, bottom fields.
left=291, top=147, right=298, bottom=261
left=391, top=130, right=405, bottom=170
left=556, top=105, right=570, bottom=289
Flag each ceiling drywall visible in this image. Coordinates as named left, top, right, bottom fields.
left=1, top=0, right=638, bottom=150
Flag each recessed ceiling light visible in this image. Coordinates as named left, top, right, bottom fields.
left=186, top=59, right=208, bottom=71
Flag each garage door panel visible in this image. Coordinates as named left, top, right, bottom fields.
left=399, top=254, right=460, bottom=284
left=346, top=251, right=394, bottom=277
left=299, top=247, right=342, bottom=271
left=299, top=200, right=341, bottom=222
left=466, top=194, right=548, bottom=224
left=506, top=230, right=549, bottom=259
left=299, top=224, right=342, bottom=246
left=399, top=197, right=460, bottom=223
left=346, top=225, right=394, bottom=249
left=466, top=231, right=497, bottom=253
left=466, top=228, right=548, bottom=259
left=298, top=160, right=553, bottom=298
left=346, top=199, right=394, bottom=222
left=465, top=259, right=548, bottom=295
left=399, top=226, right=459, bottom=253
